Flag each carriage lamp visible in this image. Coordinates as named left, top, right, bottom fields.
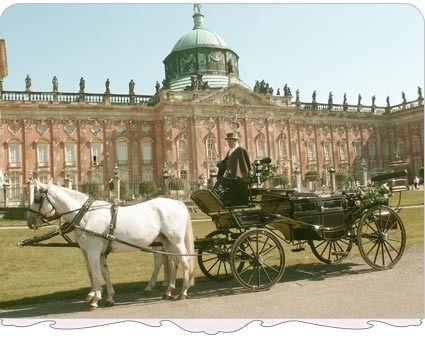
left=162, top=162, right=170, bottom=179
left=114, top=163, right=119, bottom=176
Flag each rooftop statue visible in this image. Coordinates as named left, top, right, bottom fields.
left=25, top=74, right=31, bottom=92
left=418, top=86, right=423, bottom=100
left=295, top=89, right=300, bottom=103
left=79, top=77, right=85, bottom=93
left=402, top=91, right=406, bottom=104
left=386, top=96, right=390, bottom=107
left=312, top=90, right=317, bottom=103
left=371, top=95, right=376, bottom=106
left=52, top=76, right=58, bottom=92
left=155, top=81, right=161, bottom=94
left=328, top=92, right=333, bottom=106
left=276, top=88, right=280, bottom=96
left=105, top=78, right=110, bottom=94
left=227, top=59, right=234, bottom=74
left=129, top=79, right=135, bottom=95
left=343, top=93, right=348, bottom=111
left=357, top=94, right=362, bottom=106
left=283, top=83, right=288, bottom=97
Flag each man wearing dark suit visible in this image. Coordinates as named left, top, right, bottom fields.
left=214, top=132, right=251, bottom=206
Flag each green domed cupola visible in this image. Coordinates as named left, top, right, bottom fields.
left=163, top=4, right=243, bottom=90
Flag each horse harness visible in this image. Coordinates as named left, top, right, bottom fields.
left=26, top=189, right=199, bottom=258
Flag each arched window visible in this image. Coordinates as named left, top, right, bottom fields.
left=8, top=140, right=21, bottom=168
left=256, top=136, right=266, bottom=159
left=177, top=138, right=188, bottom=160
left=116, top=139, right=128, bottom=165
left=37, top=141, right=49, bottom=167
left=279, top=137, right=287, bottom=159
left=64, top=141, right=76, bottom=166
left=206, top=136, right=216, bottom=159
left=141, top=139, right=153, bottom=164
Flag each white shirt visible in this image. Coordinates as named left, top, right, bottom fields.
left=227, top=145, right=239, bottom=157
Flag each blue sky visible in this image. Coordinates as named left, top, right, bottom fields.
left=0, top=2, right=423, bottom=106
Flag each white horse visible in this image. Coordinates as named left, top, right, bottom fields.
left=27, top=181, right=195, bottom=310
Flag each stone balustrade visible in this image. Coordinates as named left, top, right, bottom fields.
left=0, top=90, right=154, bottom=106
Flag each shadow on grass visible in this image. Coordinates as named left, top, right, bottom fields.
left=0, top=260, right=376, bottom=318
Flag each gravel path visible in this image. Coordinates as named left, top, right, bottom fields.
left=1, top=245, right=423, bottom=319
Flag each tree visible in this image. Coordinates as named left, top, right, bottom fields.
left=82, top=180, right=102, bottom=199
left=139, top=181, right=157, bottom=198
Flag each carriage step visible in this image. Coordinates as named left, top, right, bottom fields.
left=291, top=248, right=305, bottom=252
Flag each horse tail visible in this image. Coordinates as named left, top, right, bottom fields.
left=183, top=206, right=195, bottom=287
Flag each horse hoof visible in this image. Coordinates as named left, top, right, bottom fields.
left=105, top=301, right=115, bottom=307
left=89, top=305, right=98, bottom=311
left=85, top=295, right=94, bottom=303
left=174, top=294, right=187, bottom=301
left=162, top=294, right=173, bottom=300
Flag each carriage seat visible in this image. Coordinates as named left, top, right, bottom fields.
left=190, top=189, right=254, bottom=216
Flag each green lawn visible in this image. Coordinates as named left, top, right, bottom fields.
left=0, top=206, right=423, bottom=307
left=389, top=190, right=424, bottom=207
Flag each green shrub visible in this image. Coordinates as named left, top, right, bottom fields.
left=139, top=181, right=157, bottom=196
left=81, top=180, right=102, bottom=198
left=169, top=177, right=185, bottom=190
left=2, top=208, right=27, bottom=220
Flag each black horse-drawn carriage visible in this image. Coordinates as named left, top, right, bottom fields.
left=191, top=159, right=407, bottom=291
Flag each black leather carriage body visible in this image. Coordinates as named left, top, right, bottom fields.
left=290, top=195, right=348, bottom=240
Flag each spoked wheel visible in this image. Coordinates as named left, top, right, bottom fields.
left=308, top=237, right=353, bottom=264
left=197, top=229, right=243, bottom=281
left=230, top=229, right=285, bottom=291
left=357, top=205, right=406, bottom=270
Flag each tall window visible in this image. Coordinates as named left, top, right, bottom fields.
left=142, top=140, right=153, bottom=164
left=412, top=136, right=421, bottom=154
left=306, top=141, right=315, bottom=161
left=177, top=139, right=188, bottom=160
left=8, top=142, right=21, bottom=167
left=279, top=138, right=287, bottom=159
left=64, top=142, right=76, bottom=166
left=91, top=142, right=102, bottom=164
left=256, top=137, right=266, bottom=159
left=323, top=142, right=332, bottom=161
left=353, top=141, right=362, bottom=158
left=116, top=140, right=128, bottom=165
left=368, top=142, right=376, bottom=159
left=382, top=142, right=390, bottom=160
left=206, top=137, right=216, bottom=159
left=338, top=141, right=347, bottom=161
left=396, top=140, right=405, bottom=158
left=37, top=143, right=49, bottom=167
left=11, top=176, right=20, bottom=200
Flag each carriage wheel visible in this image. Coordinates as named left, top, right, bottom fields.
left=357, top=205, right=406, bottom=270
left=197, top=230, right=243, bottom=281
left=308, top=237, right=353, bottom=264
left=230, top=229, right=285, bottom=291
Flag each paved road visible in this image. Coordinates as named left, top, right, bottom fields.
left=1, top=245, right=423, bottom=319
